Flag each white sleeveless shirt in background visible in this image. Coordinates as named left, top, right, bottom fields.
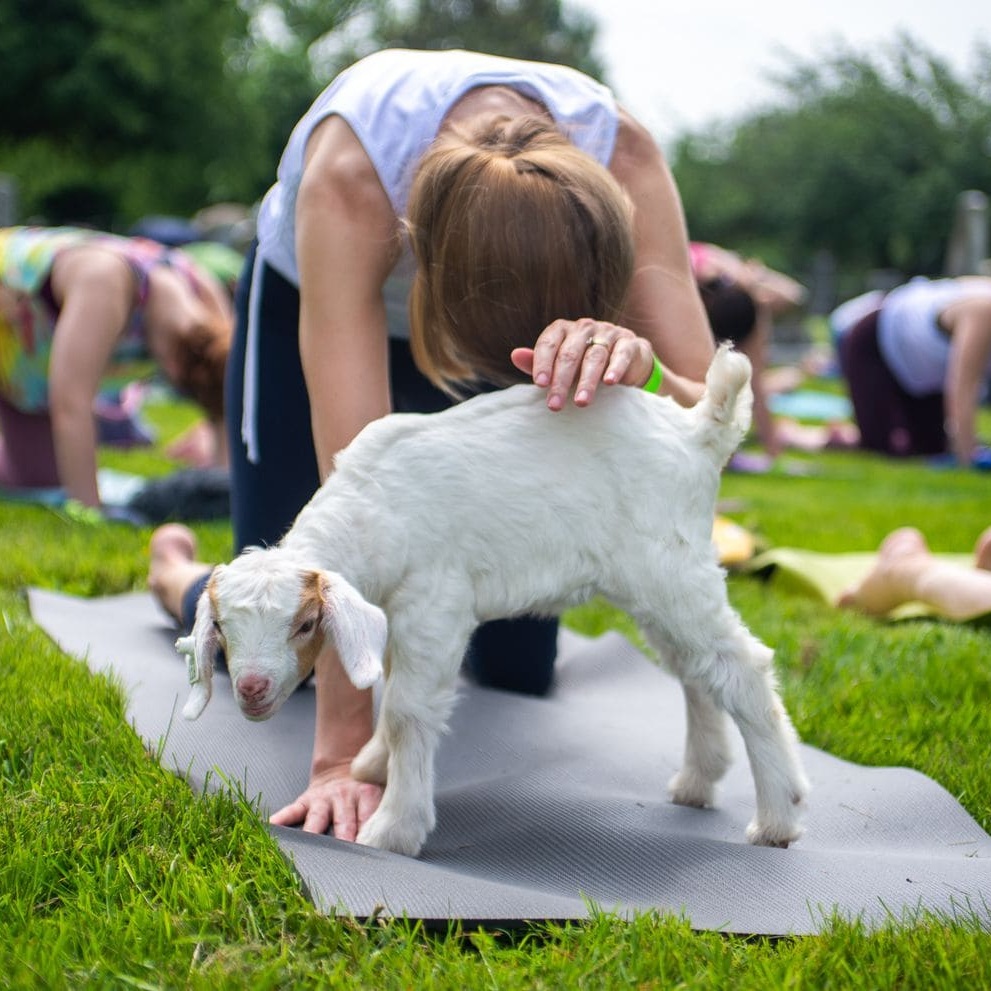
left=878, top=277, right=991, bottom=395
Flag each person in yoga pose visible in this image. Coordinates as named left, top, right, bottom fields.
left=834, top=276, right=991, bottom=466
left=0, top=226, right=231, bottom=507
left=689, top=242, right=857, bottom=456
left=149, top=48, right=717, bottom=845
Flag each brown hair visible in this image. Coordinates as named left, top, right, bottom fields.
left=172, top=311, right=231, bottom=421
left=406, top=114, right=635, bottom=393
left=698, top=278, right=757, bottom=347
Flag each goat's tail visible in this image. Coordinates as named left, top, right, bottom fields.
left=691, top=343, right=753, bottom=466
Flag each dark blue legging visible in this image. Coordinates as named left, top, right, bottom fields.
left=183, top=243, right=557, bottom=696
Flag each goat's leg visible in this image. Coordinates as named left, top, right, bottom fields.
left=643, top=614, right=808, bottom=847
left=355, top=628, right=467, bottom=857
left=351, top=730, right=389, bottom=785
left=725, top=635, right=809, bottom=847
left=350, top=648, right=392, bottom=785
left=667, top=681, right=732, bottom=809
left=701, top=628, right=807, bottom=846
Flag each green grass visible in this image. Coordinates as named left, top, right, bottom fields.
left=2, top=395, right=991, bottom=988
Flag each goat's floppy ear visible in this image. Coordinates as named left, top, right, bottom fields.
left=317, top=570, right=386, bottom=689
left=176, top=569, right=221, bottom=719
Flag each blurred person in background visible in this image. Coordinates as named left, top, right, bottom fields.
left=0, top=225, right=231, bottom=507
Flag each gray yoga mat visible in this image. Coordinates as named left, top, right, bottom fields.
left=29, top=588, right=991, bottom=935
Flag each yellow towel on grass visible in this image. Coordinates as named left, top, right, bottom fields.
left=743, top=547, right=987, bottom=622
left=712, top=516, right=758, bottom=567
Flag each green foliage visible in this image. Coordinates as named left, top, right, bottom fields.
left=0, top=0, right=362, bottom=224
left=0, top=0, right=605, bottom=226
left=0, top=0, right=255, bottom=218
left=229, top=0, right=371, bottom=187
left=366, top=0, right=605, bottom=79
left=672, top=35, right=991, bottom=291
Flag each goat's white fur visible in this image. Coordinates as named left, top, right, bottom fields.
left=177, top=344, right=809, bottom=856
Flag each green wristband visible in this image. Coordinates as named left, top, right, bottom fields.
left=642, top=355, right=663, bottom=394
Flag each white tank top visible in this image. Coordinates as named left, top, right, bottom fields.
left=255, top=48, right=619, bottom=285
left=878, top=277, right=991, bottom=395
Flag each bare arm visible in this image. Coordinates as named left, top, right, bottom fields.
left=739, top=317, right=780, bottom=455
left=269, top=648, right=381, bottom=838
left=608, top=109, right=714, bottom=405
left=47, top=249, right=135, bottom=506
left=943, top=295, right=991, bottom=465
left=296, top=115, right=398, bottom=478
left=270, top=115, right=400, bottom=837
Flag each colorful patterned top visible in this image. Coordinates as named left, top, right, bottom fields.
left=0, top=226, right=201, bottom=412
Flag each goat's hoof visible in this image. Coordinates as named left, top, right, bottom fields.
left=745, top=818, right=802, bottom=848
left=357, top=813, right=428, bottom=858
left=668, top=770, right=716, bottom=809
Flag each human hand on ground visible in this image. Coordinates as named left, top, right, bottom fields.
left=269, top=761, right=383, bottom=840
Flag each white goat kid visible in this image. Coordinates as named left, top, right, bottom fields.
left=177, top=344, right=809, bottom=857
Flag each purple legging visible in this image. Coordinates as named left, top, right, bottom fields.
left=0, top=397, right=60, bottom=488
left=839, top=310, right=947, bottom=457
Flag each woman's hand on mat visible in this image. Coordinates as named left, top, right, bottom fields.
left=511, top=318, right=655, bottom=411
left=269, top=762, right=383, bottom=840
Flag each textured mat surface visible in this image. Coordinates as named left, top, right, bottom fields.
left=29, top=588, right=991, bottom=935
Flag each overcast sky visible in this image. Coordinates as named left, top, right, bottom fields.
left=571, top=0, right=991, bottom=147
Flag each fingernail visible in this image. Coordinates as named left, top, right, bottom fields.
left=575, top=389, right=589, bottom=404
left=535, top=372, right=549, bottom=387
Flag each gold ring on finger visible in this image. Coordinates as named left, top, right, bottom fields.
left=585, top=337, right=610, bottom=350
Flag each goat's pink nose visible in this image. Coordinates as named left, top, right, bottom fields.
left=236, top=673, right=271, bottom=700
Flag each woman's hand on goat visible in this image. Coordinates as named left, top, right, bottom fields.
left=511, top=318, right=656, bottom=411
left=269, top=761, right=383, bottom=839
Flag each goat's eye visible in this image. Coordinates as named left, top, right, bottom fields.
left=294, top=618, right=317, bottom=638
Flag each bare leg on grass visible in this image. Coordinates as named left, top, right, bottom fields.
left=839, top=526, right=991, bottom=620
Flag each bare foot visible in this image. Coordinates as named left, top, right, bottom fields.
left=838, top=527, right=932, bottom=615
left=976, top=526, right=991, bottom=572
left=165, top=421, right=218, bottom=468
left=825, top=422, right=860, bottom=450
left=148, top=524, right=211, bottom=624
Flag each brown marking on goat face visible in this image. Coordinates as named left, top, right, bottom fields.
left=205, top=572, right=227, bottom=644
left=292, top=571, right=327, bottom=681
left=207, top=572, right=220, bottom=618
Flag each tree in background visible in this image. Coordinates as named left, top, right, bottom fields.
left=8, top=1, right=986, bottom=299
left=0, top=0, right=604, bottom=227
left=1, top=0, right=249, bottom=223
left=232, top=0, right=369, bottom=191
left=0, top=0, right=363, bottom=225
left=671, top=35, right=991, bottom=301
left=361, top=0, right=604, bottom=80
